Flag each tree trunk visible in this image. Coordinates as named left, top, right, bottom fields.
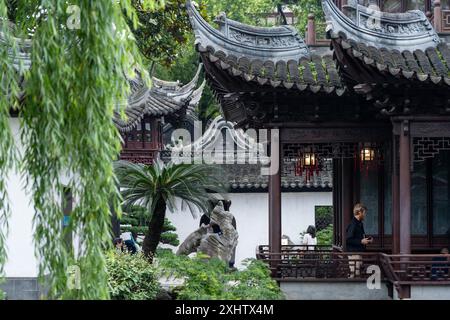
left=143, top=199, right=167, bottom=262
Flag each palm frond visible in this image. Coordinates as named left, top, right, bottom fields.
left=114, top=160, right=225, bottom=219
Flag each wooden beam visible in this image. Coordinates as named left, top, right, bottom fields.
left=280, top=126, right=391, bottom=143
left=410, top=122, right=450, bottom=137
left=399, top=120, right=412, bottom=254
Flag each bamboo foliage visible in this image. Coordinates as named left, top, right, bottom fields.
left=0, top=0, right=159, bottom=299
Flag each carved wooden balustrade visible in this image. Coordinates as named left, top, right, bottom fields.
left=257, top=246, right=450, bottom=289
left=256, top=245, right=381, bottom=280
left=380, top=254, right=450, bottom=284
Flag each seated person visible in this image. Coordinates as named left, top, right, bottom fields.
left=113, top=237, right=124, bottom=253
left=120, top=231, right=137, bottom=254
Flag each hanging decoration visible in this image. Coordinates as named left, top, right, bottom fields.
left=357, top=143, right=381, bottom=175
left=294, top=147, right=321, bottom=182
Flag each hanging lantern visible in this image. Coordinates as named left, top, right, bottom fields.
left=294, top=148, right=320, bottom=182
left=358, top=144, right=378, bottom=174
left=360, top=147, right=375, bottom=163
left=304, top=152, right=316, bottom=167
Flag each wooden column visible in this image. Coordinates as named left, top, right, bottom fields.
left=333, top=159, right=342, bottom=246
left=306, top=14, right=316, bottom=45
left=269, top=129, right=282, bottom=262
left=434, top=0, right=442, bottom=33
left=341, top=158, right=354, bottom=251
left=399, top=120, right=411, bottom=254
left=392, top=128, right=400, bottom=254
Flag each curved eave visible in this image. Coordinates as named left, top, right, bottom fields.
left=322, top=0, right=440, bottom=51
left=202, top=50, right=346, bottom=95
left=322, top=0, right=450, bottom=86
left=116, top=67, right=205, bottom=133
left=152, top=63, right=203, bottom=98
left=187, top=1, right=344, bottom=94
left=187, top=79, right=206, bottom=114
left=186, top=0, right=309, bottom=62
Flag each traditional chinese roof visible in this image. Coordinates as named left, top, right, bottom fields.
left=322, top=0, right=450, bottom=86
left=163, top=116, right=332, bottom=191
left=186, top=1, right=344, bottom=93
left=114, top=64, right=206, bottom=132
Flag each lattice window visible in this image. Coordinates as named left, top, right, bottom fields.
left=283, top=143, right=359, bottom=160
left=443, top=9, right=450, bottom=32
left=413, top=137, right=450, bottom=162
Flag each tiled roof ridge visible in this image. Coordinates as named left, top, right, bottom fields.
left=322, top=0, right=450, bottom=86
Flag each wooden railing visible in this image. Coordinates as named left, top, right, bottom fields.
left=380, top=253, right=450, bottom=284
left=257, top=245, right=381, bottom=280
left=257, top=246, right=450, bottom=286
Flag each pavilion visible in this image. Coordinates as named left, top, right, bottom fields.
left=186, top=0, right=450, bottom=299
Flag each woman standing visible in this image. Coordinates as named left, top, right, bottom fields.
left=302, top=225, right=317, bottom=251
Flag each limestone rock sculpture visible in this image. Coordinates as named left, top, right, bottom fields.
left=177, top=201, right=238, bottom=262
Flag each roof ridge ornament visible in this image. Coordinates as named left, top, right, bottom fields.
left=186, top=0, right=309, bottom=63
left=169, top=115, right=269, bottom=164
left=322, top=0, right=441, bottom=52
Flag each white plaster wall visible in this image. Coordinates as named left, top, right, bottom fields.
left=2, top=118, right=333, bottom=275
left=3, top=119, right=74, bottom=278
left=166, top=192, right=332, bottom=267
left=3, top=118, right=38, bottom=277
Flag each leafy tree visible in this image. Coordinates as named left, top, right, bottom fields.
left=120, top=205, right=180, bottom=247
left=288, top=0, right=325, bottom=35
left=128, top=0, right=192, bottom=70
left=199, top=0, right=323, bottom=34
left=200, top=0, right=273, bottom=25
left=114, top=160, right=223, bottom=261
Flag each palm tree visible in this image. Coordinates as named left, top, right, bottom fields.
left=114, top=159, right=223, bottom=261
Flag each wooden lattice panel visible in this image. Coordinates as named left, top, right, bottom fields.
left=413, top=137, right=450, bottom=162
left=443, top=10, right=450, bottom=32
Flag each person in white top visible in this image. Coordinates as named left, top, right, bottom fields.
left=302, top=225, right=317, bottom=251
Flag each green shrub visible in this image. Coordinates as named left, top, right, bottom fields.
left=315, top=206, right=333, bottom=231
left=317, top=224, right=333, bottom=245
left=227, top=259, right=284, bottom=300
left=120, top=205, right=180, bottom=247
left=155, top=251, right=284, bottom=300
left=106, top=251, right=159, bottom=300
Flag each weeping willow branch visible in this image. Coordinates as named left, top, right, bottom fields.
left=0, top=0, right=19, bottom=282
left=18, top=0, right=152, bottom=299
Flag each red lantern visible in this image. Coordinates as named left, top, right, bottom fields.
left=294, top=148, right=320, bottom=182
left=358, top=144, right=377, bottom=175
